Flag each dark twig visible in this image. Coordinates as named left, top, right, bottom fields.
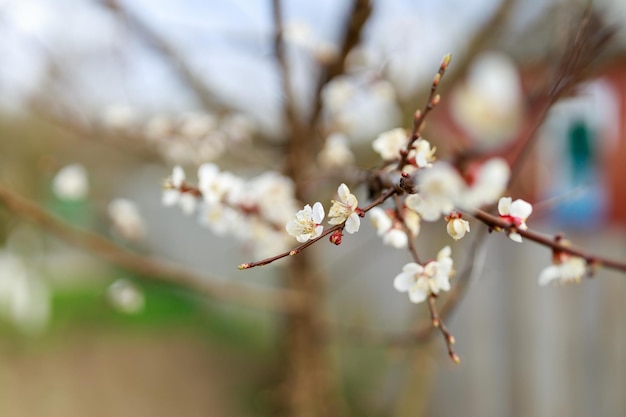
left=473, top=208, right=626, bottom=273
left=396, top=54, right=450, bottom=170
left=309, top=0, right=372, bottom=129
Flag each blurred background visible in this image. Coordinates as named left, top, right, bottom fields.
left=0, top=0, right=626, bottom=416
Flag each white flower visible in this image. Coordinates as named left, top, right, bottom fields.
left=52, top=164, right=88, bottom=201
left=393, top=246, right=454, bottom=304
left=446, top=214, right=470, bottom=241
left=0, top=251, right=50, bottom=335
left=198, top=163, right=237, bottom=205
left=372, top=128, right=407, bottom=161
left=108, top=198, right=146, bottom=241
left=406, top=163, right=464, bottom=221
left=498, top=197, right=533, bottom=242
left=249, top=172, right=299, bottom=226
left=107, top=279, right=145, bottom=314
left=328, top=183, right=360, bottom=234
left=369, top=207, right=392, bottom=235
left=369, top=207, right=420, bottom=249
left=162, top=166, right=197, bottom=215
left=286, top=202, right=325, bottom=243
left=413, top=139, right=436, bottom=168
left=450, top=52, right=523, bottom=147
left=538, top=256, right=587, bottom=286
left=318, top=133, right=355, bottom=168
left=383, top=229, right=408, bottom=249
left=459, top=158, right=510, bottom=209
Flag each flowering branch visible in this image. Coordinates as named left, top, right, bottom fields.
left=472, top=208, right=626, bottom=273
left=239, top=187, right=398, bottom=269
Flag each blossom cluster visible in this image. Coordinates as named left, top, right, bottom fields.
left=101, top=106, right=255, bottom=165
left=162, top=164, right=299, bottom=259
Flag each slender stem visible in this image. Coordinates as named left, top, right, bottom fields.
left=396, top=54, right=450, bottom=170
left=427, top=295, right=460, bottom=363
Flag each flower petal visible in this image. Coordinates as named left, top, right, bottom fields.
left=498, top=197, right=512, bottom=216
left=538, top=265, right=560, bottom=285
left=393, top=271, right=414, bottom=292
left=312, top=202, right=325, bottom=223
left=408, top=286, right=428, bottom=304
left=510, top=199, right=533, bottom=219
left=344, top=213, right=360, bottom=234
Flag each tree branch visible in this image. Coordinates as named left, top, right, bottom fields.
left=0, top=183, right=308, bottom=313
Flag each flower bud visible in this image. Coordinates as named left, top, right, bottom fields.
left=329, top=230, right=343, bottom=245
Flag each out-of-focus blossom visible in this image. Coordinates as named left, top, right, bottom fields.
left=101, top=104, right=138, bottom=130
left=459, top=158, right=510, bottom=209
left=538, top=254, right=587, bottom=285
left=197, top=163, right=234, bottom=205
left=162, top=166, right=197, bottom=215
left=498, top=197, right=533, bottom=242
left=249, top=172, right=299, bottom=226
left=52, top=163, right=89, bottom=201
left=286, top=202, right=325, bottom=243
left=406, top=163, right=464, bottom=221
left=393, top=246, right=454, bottom=304
left=0, top=250, right=50, bottom=335
left=107, top=279, right=145, bottom=314
left=328, top=183, right=360, bottom=234
left=369, top=207, right=420, bottom=249
left=451, top=52, right=523, bottom=147
left=108, top=198, right=146, bottom=241
left=318, top=133, right=355, bottom=168
left=372, top=128, right=407, bottom=161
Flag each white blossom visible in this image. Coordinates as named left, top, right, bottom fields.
left=406, top=163, right=464, bottom=221
left=249, top=172, right=299, bottom=226
left=52, top=164, right=88, bottom=201
left=538, top=255, right=586, bottom=285
left=286, top=202, right=325, bottom=243
left=197, top=163, right=235, bottom=205
left=498, top=197, right=533, bottom=242
left=162, top=166, right=197, bottom=215
left=108, top=198, right=146, bottom=241
left=328, top=183, right=360, bottom=234
left=318, top=133, right=355, bottom=168
left=369, top=207, right=419, bottom=249
left=0, top=251, right=50, bottom=335
left=393, top=246, right=454, bottom=304
left=413, top=139, right=437, bottom=168
left=459, top=158, right=510, bottom=209
left=451, top=52, right=523, bottom=147
left=372, top=128, right=407, bottom=161
left=446, top=215, right=470, bottom=241
left=107, top=279, right=145, bottom=314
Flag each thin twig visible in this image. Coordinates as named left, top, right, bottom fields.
left=308, top=0, right=372, bottom=130
left=427, top=294, right=460, bottom=363
left=396, top=54, right=450, bottom=170
left=0, top=183, right=307, bottom=313
left=473, top=208, right=626, bottom=272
